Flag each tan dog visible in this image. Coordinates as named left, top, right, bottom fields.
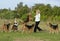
left=22, top=22, right=34, bottom=33
left=49, top=23, right=59, bottom=34
left=22, top=13, right=34, bottom=33
left=2, top=23, right=10, bottom=32
left=2, top=20, right=11, bottom=32
left=11, top=18, right=18, bottom=32
left=22, top=24, right=34, bottom=33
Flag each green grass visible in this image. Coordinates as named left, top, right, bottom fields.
left=0, top=31, right=60, bottom=41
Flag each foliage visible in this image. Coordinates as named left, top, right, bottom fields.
left=0, top=2, right=60, bottom=21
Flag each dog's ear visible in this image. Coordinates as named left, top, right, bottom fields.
left=46, top=22, right=52, bottom=27
left=46, top=22, right=50, bottom=26
left=57, top=24, right=58, bottom=26
left=49, top=23, right=51, bottom=25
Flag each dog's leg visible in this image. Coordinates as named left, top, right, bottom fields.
left=22, top=25, right=27, bottom=33
left=2, top=25, right=5, bottom=32
left=29, top=29, right=32, bottom=33
left=49, top=27, right=52, bottom=34
left=52, top=29, right=56, bottom=34
left=56, top=28, right=58, bottom=34
left=29, top=28, right=34, bottom=33
left=7, top=27, right=9, bottom=32
left=5, top=26, right=8, bottom=32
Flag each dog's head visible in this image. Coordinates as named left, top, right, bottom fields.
left=49, top=23, right=52, bottom=27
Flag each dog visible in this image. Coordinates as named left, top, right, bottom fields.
left=11, top=18, right=18, bottom=32
left=22, top=13, right=34, bottom=33
left=49, top=23, right=58, bottom=34
left=11, top=23, right=18, bottom=31
left=3, top=23, right=10, bottom=32
left=22, top=23, right=34, bottom=33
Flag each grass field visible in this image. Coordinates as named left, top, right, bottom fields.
left=0, top=19, right=60, bottom=41
left=0, top=31, right=60, bottom=41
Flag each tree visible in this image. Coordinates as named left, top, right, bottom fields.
left=15, top=2, right=30, bottom=19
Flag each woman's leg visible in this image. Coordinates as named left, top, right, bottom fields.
left=36, top=21, right=41, bottom=31
left=34, top=22, right=37, bottom=32
left=36, top=21, right=42, bottom=31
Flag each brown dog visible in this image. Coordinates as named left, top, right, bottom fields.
left=22, top=22, right=34, bottom=33
left=11, top=23, right=18, bottom=31
left=22, top=13, right=34, bottom=33
left=49, top=23, right=59, bottom=34
left=11, top=18, right=18, bottom=32
left=2, top=23, right=10, bottom=32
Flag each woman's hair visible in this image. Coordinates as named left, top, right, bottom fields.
left=36, top=9, right=40, bottom=14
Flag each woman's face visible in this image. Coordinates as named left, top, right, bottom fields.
left=36, top=10, right=40, bottom=14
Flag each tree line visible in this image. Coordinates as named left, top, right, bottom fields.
left=0, top=2, right=60, bottom=21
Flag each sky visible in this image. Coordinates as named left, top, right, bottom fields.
left=0, top=0, right=60, bottom=10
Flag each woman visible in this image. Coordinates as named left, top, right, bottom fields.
left=34, top=9, right=42, bottom=32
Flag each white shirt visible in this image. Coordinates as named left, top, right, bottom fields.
left=35, top=13, right=40, bottom=22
